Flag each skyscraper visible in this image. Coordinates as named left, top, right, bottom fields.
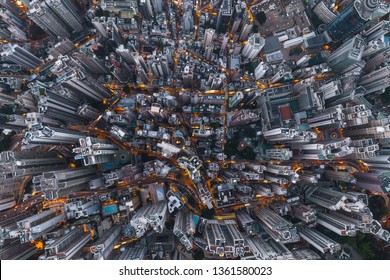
left=182, top=64, right=194, bottom=88
left=204, top=44, right=213, bottom=60
left=151, top=0, right=162, bottom=15
left=203, top=28, right=215, bottom=48
left=139, top=0, right=153, bottom=20
left=238, top=16, right=253, bottom=42
left=73, top=47, right=109, bottom=74
left=28, top=0, right=71, bottom=38
left=0, top=0, right=21, bottom=16
left=23, top=126, right=85, bottom=145
left=241, top=33, right=265, bottom=60
left=216, top=0, right=232, bottom=33
left=0, top=114, right=27, bottom=132
left=73, top=137, right=120, bottom=166
left=1, top=44, right=42, bottom=70
left=45, top=0, right=83, bottom=33
left=33, top=167, right=99, bottom=200
left=313, top=0, right=339, bottom=24
left=327, top=34, right=365, bottom=73
left=254, top=207, right=300, bottom=244
left=39, top=227, right=91, bottom=260
left=0, top=92, right=15, bottom=108
left=0, top=151, right=67, bottom=179
left=323, top=0, right=389, bottom=43
left=92, top=17, right=108, bottom=37
left=61, top=68, right=112, bottom=102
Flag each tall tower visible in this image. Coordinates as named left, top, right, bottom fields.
left=73, top=47, right=109, bottom=74
left=139, top=0, right=154, bottom=20
left=73, top=137, right=121, bottom=166
left=216, top=0, right=232, bottom=33
left=0, top=151, right=67, bottom=179
left=0, top=0, right=21, bottom=15
left=33, top=167, right=99, bottom=200
left=203, top=28, right=215, bottom=47
left=327, top=34, right=365, bottom=73
left=241, top=33, right=265, bottom=60
left=27, top=0, right=71, bottom=38
left=182, top=64, right=194, bottom=88
left=238, top=15, right=253, bottom=42
left=45, top=0, right=83, bottom=33
left=323, top=0, right=390, bottom=43
left=1, top=44, right=42, bottom=70
left=151, top=0, right=162, bottom=15
left=92, top=17, right=107, bottom=37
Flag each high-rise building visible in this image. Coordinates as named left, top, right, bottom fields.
left=116, top=44, right=133, bottom=65
left=0, top=114, right=26, bottom=132
left=327, top=34, right=365, bottom=73
left=73, top=47, right=109, bottom=74
left=0, top=151, right=67, bottom=179
left=358, top=66, right=390, bottom=94
left=115, top=241, right=147, bottom=260
left=100, top=0, right=138, bottom=14
left=354, top=172, right=390, bottom=195
left=23, top=126, right=85, bottom=145
left=265, top=148, right=292, bottom=161
left=182, top=10, right=194, bottom=32
left=139, top=0, right=154, bottom=20
left=246, top=236, right=278, bottom=260
left=203, top=28, right=215, bottom=47
left=64, top=197, right=100, bottom=219
left=47, top=38, right=77, bottom=58
left=45, top=0, right=83, bottom=33
left=61, top=68, right=112, bottom=102
left=106, top=17, right=122, bottom=45
left=1, top=44, right=42, bottom=70
left=182, top=64, right=194, bottom=88
left=270, top=63, right=293, bottom=84
left=92, top=17, right=108, bottom=37
left=216, top=0, right=232, bottom=33
left=299, top=227, right=341, bottom=255
left=313, top=0, right=339, bottom=24
left=204, top=219, right=246, bottom=258
left=230, top=0, right=246, bottom=34
left=306, top=186, right=350, bottom=211
left=173, top=210, right=195, bottom=250
left=151, top=0, right=162, bottom=15
left=73, top=137, right=120, bottom=166
left=77, top=104, right=100, bottom=120
left=221, top=32, right=229, bottom=51
left=254, top=62, right=269, bottom=80
left=29, top=84, right=85, bottom=124
left=228, top=110, right=261, bottom=126
left=0, top=92, right=15, bottom=109
left=204, top=43, right=213, bottom=60
left=91, top=224, right=121, bottom=260
left=0, top=0, right=21, bottom=15
left=316, top=211, right=357, bottom=236
left=0, top=8, right=24, bottom=29
left=238, top=16, right=252, bottom=42
left=17, top=208, right=67, bottom=243
left=363, top=20, right=390, bottom=42
left=130, top=202, right=168, bottom=238
left=242, top=33, right=265, bottom=60
left=27, top=0, right=71, bottom=38
left=33, top=167, right=99, bottom=200
left=254, top=207, right=300, bottom=244
left=323, top=0, right=389, bottom=42
left=39, top=227, right=91, bottom=260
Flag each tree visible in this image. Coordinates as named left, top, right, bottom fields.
left=256, top=11, right=267, bottom=25
left=369, top=196, right=389, bottom=220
